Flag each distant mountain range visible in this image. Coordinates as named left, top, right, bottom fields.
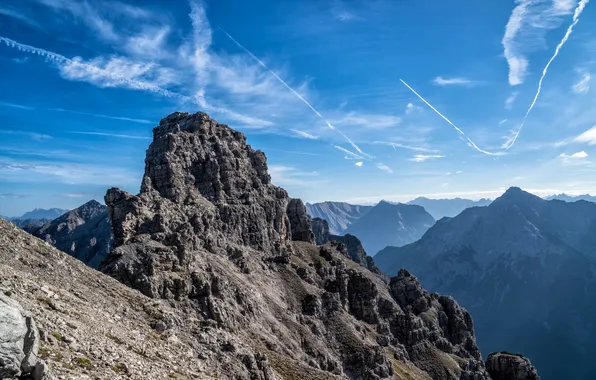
left=375, top=187, right=596, bottom=380
left=545, top=193, right=596, bottom=203
left=407, top=196, right=492, bottom=219
left=5, top=207, right=70, bottom=221
left=23, top=200, right=112, bottom=268
left=345, top=200, right=435, bottom=256
left=305, top=201, right=372, bottom=234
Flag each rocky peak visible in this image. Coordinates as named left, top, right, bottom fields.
left=103, top=112, right=313, bottom=294
left=140, top=111, right=275, bottom=204
left=491, top=187, right=544, bottom=208
left=486, top=352, right=540, bottom=380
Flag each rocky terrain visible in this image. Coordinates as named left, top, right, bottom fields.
left=98, top=111, right=510, bottom=379
left=0, top=111, right=540, bottom=380
left=406, top=197, right=492, bottom=220
left=25, top=200, right=112, bottom=268
left=345, top=201, right=435, bottom=256
left=485, top=353, right=540, bottom=380
left=306, top=202, right=373, bottom=234
left=375, top=187, right=595, bottom=380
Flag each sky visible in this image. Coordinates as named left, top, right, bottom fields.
left=1, top=0, right=596, bottom=216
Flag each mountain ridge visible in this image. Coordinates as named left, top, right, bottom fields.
left=375, top=186, right=596, bottom=380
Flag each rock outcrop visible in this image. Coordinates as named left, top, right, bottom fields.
left=0, top=294, right=53, bottom=379
left=311, top=217, right=383, bottom=276
left=27, top=200, right=112, bottom=268
left=486, top=352, right=540, bottom=380
left=99, top=111, right=495, bottom=379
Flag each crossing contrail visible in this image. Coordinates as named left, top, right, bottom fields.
left=503, top=0, right=590, bottom=150
left=219, top=27, right=373, bottom=160
left=399, top=79, right=500, bottom=156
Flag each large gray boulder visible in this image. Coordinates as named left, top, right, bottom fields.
left=0, top=294, right=52, bottom=379
left=486, top=352, right=540, bottom=380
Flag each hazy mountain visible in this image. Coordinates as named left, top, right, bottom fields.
left=28, top=200, right=112, bottom=268
left=19, top=207, right=69, bottom=220
left=407, top=196, right=492, bottom=219
left=305, top=201, right=372, bottom=234
left=345, top=200, right=435, bottom=256
left=375, top=187, right=596, bottom=380
left=13, top=218, right=52, bottom=230
left=545, top=193, right=596, bottom=203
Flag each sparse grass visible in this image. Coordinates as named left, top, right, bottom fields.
left=52, top=331, right=62, bottom=342
left=75, top=356, right=92, bottom=370
left=112, top=362, right=128, bottom=374
left=3, top=289, right=12, bottom=297
left=106, top=332, right=124, bottom=345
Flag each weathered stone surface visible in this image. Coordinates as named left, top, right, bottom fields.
left=311, top=217, right=385, bottom=277
left=97, top=111, right=496, bottom=379
left=27, top=200, right=112, bottom=268
left=0, top=294, right=52, bottom=379
left=486, top=352, right=540, bottom=380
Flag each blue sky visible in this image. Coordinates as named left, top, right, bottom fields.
left=1, top=0, right=596, bottom=216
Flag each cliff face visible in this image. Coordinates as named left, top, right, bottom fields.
left=29, top=200, right=112, bottom=268
left=96, top=111, right=498, bottom=379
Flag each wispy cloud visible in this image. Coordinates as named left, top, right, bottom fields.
left=291, top=129, right=318, bottom=139
left=499, top=119, right=508, bottom=125
left=0, top=193, right=29, bottom=199
left=0, top=130, right=52, bottom=141
left=572, top=71, right=590, bottom=94
left=69, top=131, right=150, bottom=140
left=505, top=92, right=518, bottom=109
left=331, top=113, right=401, bottom=129
left=219, top=27, right=372, bottom=160
left=409, top=154, right=445, bottom=163
left=0, top=159, right=139, bottom=186
left=373, top=141, right=440, bottom=153
left=502, top=0, right=580, bottom=86
left=573, top=126, right=596, bottom=145
left=405, top=102, right=422, bottom=115
left=560, top=151, right=588, bottom=159
left=57, top=193, right=93, bottom=198
left=334, top=145, right=364, bottom=160
left=331, top=0, right=358, bottom=21
left=50, top=108, right=153, bottom=124
left=432, top=76, right=474, bottom=86
left=0, top=101, right=34, bottom=110
left=260, top=148, right=317, bottom=156
left=0, top=5, right=41, bottom=29
left=355, top=161, right=363, bottom=167
left=376, top=163, right=393, bottom=173
left=35, top=0, right=119, bottom=42
left=268, top=165, right=327, bottom=188
left=504, top=0, right=591, bottom=149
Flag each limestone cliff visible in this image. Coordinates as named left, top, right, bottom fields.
left=100, top=111, right=494, bottom=379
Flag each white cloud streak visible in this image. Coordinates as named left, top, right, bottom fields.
left=504, top=0, right=590, bottom=150
left=334, top=145, right=364, bottom=160
left=409, top=154, right=445, bottom=163
left=574, top=126, right=596, bottom=145
left=355, top=161, right=363, bottom=167
left=433, top=76, right=473, bottom=86
left=505, top=92, right=518, bottom=109
left=572, top=72, right=590, bottom=94
left=291, top=129, right=318, bottom=139
left=376, top=163, right=393, bottom=173
left=219, top=28, right=373, bottom=160
left=373, top=141, right=440, bottom=153
left=0, top=36, right=272, bottom=127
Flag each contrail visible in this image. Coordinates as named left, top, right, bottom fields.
left=0, top=36, right=272, bottom=127
left=399, top=79, right=500, bottom=156
left=503, top=0, right=590, bottom=150
left=219, top=27, right=373, bottom=160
